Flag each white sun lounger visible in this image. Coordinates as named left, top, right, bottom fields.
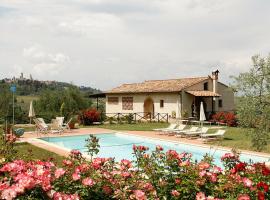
left=175, top=126, right=200, bottom=137
left=201, top=130, right=226, bottom=139
left=163, top=124, right=187, bottom=135
left=153, top=123, right=178, bottom=133
left=183, top=127, right=209, bottom=138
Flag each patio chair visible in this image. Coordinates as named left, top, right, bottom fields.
left=62, top=118, right=72, bottom=131
left=51, top=118, right=64, bottom=133
left=56, top=117, right=64, bottom=126
left=153, top=123, right=178, bottom=133
left=175, top=126, right=200, bottom=137
left=201, top=129, right=226, bottom=140
left=33, top=118, right=49, bottom=134
left=183, top=127, right=209, bottom=138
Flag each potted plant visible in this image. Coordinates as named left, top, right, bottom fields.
left=68, top=116, right=78, bottom=129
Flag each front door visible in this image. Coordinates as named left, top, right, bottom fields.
left=144, top=97, right=154, bottom=118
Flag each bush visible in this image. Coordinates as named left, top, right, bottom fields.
left=211, top=111, right=237, bottom=127
left=1, top=137, right=270, bottom=200
left=79, top=108, right=100, bottom=125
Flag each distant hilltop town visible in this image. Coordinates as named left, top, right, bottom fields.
left=2, top=73, right=56, bottom=85
left=1, top=73, right=101, bottom=96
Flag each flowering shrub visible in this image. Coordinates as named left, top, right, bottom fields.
left=211, top=112, right=237, bottom=127
left=79, top=108, right=100, bottom=125
left=0, top=144, right=270, bottom=199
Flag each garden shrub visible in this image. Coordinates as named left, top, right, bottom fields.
left=0, top=135, right=270, bottom=200
left=211, top=111, right=237, bottom=127
left=79, top=108, right=100, bottom=125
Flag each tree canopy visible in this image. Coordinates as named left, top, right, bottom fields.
left=232, top=54, right=270, bottom=151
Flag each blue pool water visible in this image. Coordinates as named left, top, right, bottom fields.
left=40, top=133, right=269, bottom=167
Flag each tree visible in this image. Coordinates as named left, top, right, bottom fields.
left=0, top=84, right=12, bottom=121
left=232, top=54, right=270, bottom=151
left=35, top=87, right=92, bottom=122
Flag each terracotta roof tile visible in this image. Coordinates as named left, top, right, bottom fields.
left=186, top=90, right=221, bottom=97
left=106, top=77, right=210, bottom=93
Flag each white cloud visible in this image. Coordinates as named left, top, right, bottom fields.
left=0, top=0, right=270, bottom=89
left=22, top=45, right=70, bottom=76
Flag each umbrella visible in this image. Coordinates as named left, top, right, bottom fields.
left=199, top=101, right=206, bottom=126
left=28, top=101, right=35, bottom=124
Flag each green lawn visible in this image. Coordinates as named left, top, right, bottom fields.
left=10, top=142, right=65, bottom=166
left=81, top=122, right=169, bottom=131
left=208, top=127, right=270, bottom=154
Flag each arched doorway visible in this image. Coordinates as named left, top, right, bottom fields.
left=144, top=97, right=154, bottom=118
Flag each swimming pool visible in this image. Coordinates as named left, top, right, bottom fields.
left=40, top=133, right=269, bottom=167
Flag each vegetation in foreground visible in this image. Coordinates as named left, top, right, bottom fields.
left=0, top=134, right=269, bottom=200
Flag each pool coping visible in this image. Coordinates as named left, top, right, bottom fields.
left=29, top=131, right=270, bottom=160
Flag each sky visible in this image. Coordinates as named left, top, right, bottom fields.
left=0, top=0, right=270, bottom=90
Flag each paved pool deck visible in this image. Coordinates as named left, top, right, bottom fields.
left=19, top=128, right=270, bottom=159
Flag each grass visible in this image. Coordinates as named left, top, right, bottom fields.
left=208, top=127, right=270, bottom=154
left=81, top=122, right=170, bottom=131
left=16, top=95, right=39, bottom=111
left=13, top=142, right=65, bottom=166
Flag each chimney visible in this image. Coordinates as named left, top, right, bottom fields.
left=212, top=70, right=219, bottom=94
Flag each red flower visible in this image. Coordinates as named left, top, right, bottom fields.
left=258, top=191, right=265, bottom=200
left=257, top=182, right=269, bottom=192
left=262, top=165, right=270, bottom=176
left=234, top=162, right=246, bottom=172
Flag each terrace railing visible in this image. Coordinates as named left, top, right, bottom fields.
left=104, top=112, right=169, bottom=123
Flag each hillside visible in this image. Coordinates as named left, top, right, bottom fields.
left=1, top=78, right=101, bottom=96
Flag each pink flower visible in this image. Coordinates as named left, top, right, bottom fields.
left=121, top=172, right=131, bottom=178
left=196, top=192, right=206, bottom=200
left=54, top=168, right=65, bottom=179
left=82, top=178, right=95, bottom=187
left=171, top=190, right=180, bottom=197
left=199, top=170, right=206, bottom=177
left=143, top=183, right=154, bottom=191
left=133, top=190, right=146, bottom=200
left=198, top=162, right=210, bottom=170
left=53, top=192, right=80, bottom=200
left=212, top=166, right=222, bottom=173
left=1, top=188, right=17, bottom=200
left=210, top=174, right=217, bottom=182
left=237, top=194, right=251, bottom=200
left=175, top=179, right=181, bottom=184
left=62, top=160, right=72, bottom=166
left=242, top=177, right=252, bottom=188
left=121, top=159, right=132, bottom=169
left=72, top=173, right=81, bottom=181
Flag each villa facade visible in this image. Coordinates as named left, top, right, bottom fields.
left=104, top=70, right=234, bottom=119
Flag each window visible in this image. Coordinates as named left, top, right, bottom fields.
left=218, top=99, right=223, bottom=108
left=108, top=97, right=119, bottom=104
left=204, top=82, right=208, bottom=90
left=122, top=97, right=133, bottom=110
left=160, top=100, right=164, bottom=108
